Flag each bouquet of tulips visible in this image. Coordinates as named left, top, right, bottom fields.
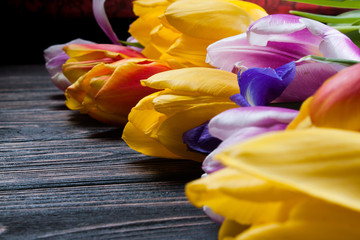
left=44, top=0, right=360, bottom=239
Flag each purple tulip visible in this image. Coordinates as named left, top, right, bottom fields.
left=202, top=106, right=298, bottom=173
left=207, top=14, right=360, bottom=103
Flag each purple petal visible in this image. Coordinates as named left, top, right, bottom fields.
left=93, top=0, right=120, bottom=44
left=276, top=61, right=336, bottom=102
left=239, top=62, right=296, bottom=106
left=230, top=94, right=251, bottom=107
left=208, top=106, right=298, bottom=140
left=203, top=125, right=286, bottom=173
left=248, top=15, right=360, bottom=64
left=202, top=106, right=298, bottom=173
left=203, top=205, right=225, bottom=223
left=247, top=14, right=322, bottom=48
left=43, top=38, right=94, bottom=91
left=206, top=33, right=317, bottom=72
left=44, top=38, right=94, bottom=62
left=182, top=122, right=221, bottom=155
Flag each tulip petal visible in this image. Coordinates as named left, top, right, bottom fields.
left=186, top=168, right=303, bottom=225
left=206, top=33, right=318, bottom=72
left=217, top=128, right=360, bottom=213
left=62, top=43, right=145, bottom=83
left=236, top=199, right=360, bottom=240
left=239, top=62, right=296, bottom=106
left=95, top=58, right=170, bottom=116
left=142, top=67, right=239, bottom=97
left=182, top=122, right=222, bottom=154
left=165, top=0, right=252, bottom=40
left=247, top=14, right=360, bottom=62
left=276, top=61, right=336, bottom=102
left=309, top=63, right=360, bottom=130
left=208, top=107, right=298, bottom=141
left=122, top=91, right=182, bottom=159
left=123, top=121, right=181, bottom=159
left=202, top=107, right=298, bottom=173
left=92, top=0, right=119, bottom=44
left=156, top=101, right=238, bottom=161
left=44, top=38, right=94, bottom=91
left=247, top=14, right=321, bottom=47
left=160, top=35, right=214, bottom=68
left=230, top=94, right=251, bottom=107
left=300, top=18, right=360, bottom=64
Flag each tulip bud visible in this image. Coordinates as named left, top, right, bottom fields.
left=65, top=58, right=171, bottom=126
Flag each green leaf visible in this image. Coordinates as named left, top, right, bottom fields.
left=118, top=40, right=144, bottom=48
left=290, top=10, right=360, bottom=24
left=297, top=55, right=360, bottom=66
left=285, top=0, right=360, bottom=9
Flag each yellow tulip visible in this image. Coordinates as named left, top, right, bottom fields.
left=186, top=128, right=360, bottom=239
left=129, top=0, right=267, bottom=68
left=122, top=67, right=239, bottom=161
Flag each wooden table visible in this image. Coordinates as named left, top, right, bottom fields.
left=0, top=64, right=219, bottom=239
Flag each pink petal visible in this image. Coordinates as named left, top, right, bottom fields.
left=93, top=0, right=120, bottom=44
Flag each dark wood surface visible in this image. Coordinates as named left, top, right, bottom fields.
left=0, top=64, right=219, bottom=239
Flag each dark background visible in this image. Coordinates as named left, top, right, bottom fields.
left=2, top=0, right=136, bottom=65
left=2, top=0, right=347, bottom=65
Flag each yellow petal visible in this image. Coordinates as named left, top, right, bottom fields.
left=142, top=67, right=239, bottom=97
left=227, top=0, right=267, bottom=21
left=186, top=168, right=303, bottom=225
left=236, top=199, right=360, bottom=240
left=122, top=121, right=181, bottom=159
left=161, top=34, right=214, bottom=68
left=219, top=219, right=249, bottom=240
left=147, top=24, right=181, bottom=55
left=153, top=94, right=232, bottom=114
left=129, top=0, right=171, bottom=49
left=122, top=90, right=182, bottom=158
left=286, top=97, right=314, bottom=130
left=156, top=101, right=238, bottom=160
left=217, top=128, right=360, bottom=212
left=165, top=0, right=256, bottom=40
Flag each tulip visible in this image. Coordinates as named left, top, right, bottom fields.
left=129, top=0, right=267, bottom=68
left=186, top=128, right=360, bottom=239
left=62, top=43, right=145, bottom=84
left=197, top=106, right=298, bottom=173
left=122, top=67, right=239, bottom=161
left=65, top=58, right=171, bottom=126
left=44, top=38, right=94, bottom=91
left=288, top=63, right=360, bottom=131
left=207, top=14, right=360, bottom=102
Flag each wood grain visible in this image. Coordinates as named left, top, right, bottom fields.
left=0, top=65, right=220, bottom=239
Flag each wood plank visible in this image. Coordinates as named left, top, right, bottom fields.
left=0, top=65, right=219, bottom=239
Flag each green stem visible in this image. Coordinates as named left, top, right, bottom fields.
left=297, top=55, right=360, bottom=66
left=333, top=25, right=360, bottom=33
left=118, top=40, right=144, bottom=48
